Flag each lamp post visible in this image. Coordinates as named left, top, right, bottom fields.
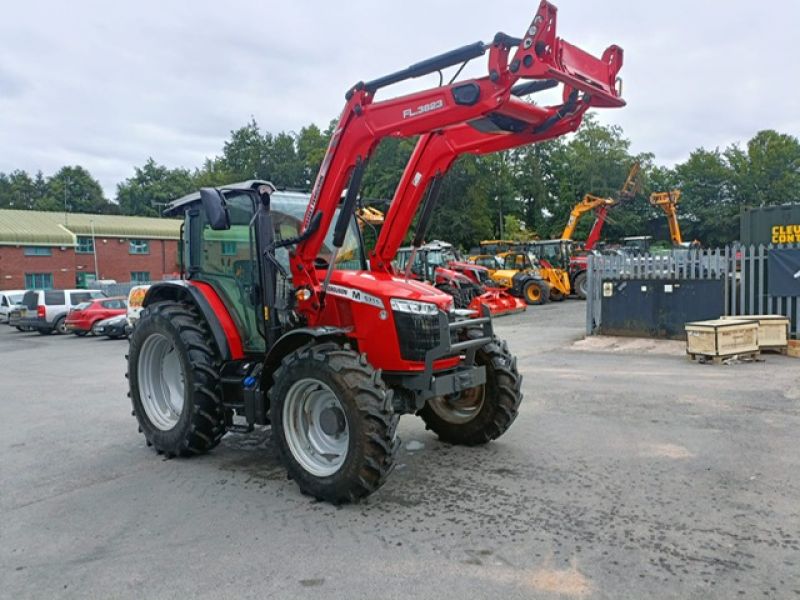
left=64, top=177, right=70, bottom=226
left=90, top=219, right=99, bottom=280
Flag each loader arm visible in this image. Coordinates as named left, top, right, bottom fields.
left=293, top=0, right=625, bottom=315
left=650, top=191, right=683, bottom=246
left=371, top=102, right=589, bottom=270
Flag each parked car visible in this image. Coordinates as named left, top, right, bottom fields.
left=126, top=284, right=150, bottom=328
left=18, top=289, right=107, bottom=335
left=66, top=297, right=127, bottom=335
left=92, top=314, right=130, bottom=339
left=0, top=290, right=26, bottom=323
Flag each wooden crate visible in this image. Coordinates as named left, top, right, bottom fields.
left=788, top=340, right=800, bottom=358
left=721, top=315, right=790, bottom=353
left=685, top=319, right=760, bottom=363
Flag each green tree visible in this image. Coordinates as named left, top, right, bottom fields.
left=726, top=130, right=800, bottom=207
left=296, top=124, right=330, bottom=186
left=673, top=149, right=734, bottom=246
left=0, top=169, right=48, bottom=209
left=219, top=119, right=271, bottom=181
left=116, top=158, right=195, bottom=216
left=40, top=166, right=108, bottom=213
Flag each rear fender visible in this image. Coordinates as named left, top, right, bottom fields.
left=143, top=280, right=243, bottom=361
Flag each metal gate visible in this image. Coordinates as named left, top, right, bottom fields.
left=586, top=245, right=800, bottom=339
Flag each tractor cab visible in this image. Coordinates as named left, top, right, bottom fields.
left=527, top=239, right=576, bottom=271
left=166, top=181, right=366, bottom=354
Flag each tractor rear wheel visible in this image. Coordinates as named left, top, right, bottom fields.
left=270, top=342, right=399, bottom=503
left=128, top=301, right=225, bottom=457
left=522, top=280, right=549, bottom=305
left=574, top=272, right=588, bottom=300
left=419, top=331, right=522, bottom=445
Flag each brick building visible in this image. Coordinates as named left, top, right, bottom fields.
left=0, top=209, right=181, bottom=290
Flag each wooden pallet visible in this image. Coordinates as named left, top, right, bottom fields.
left=687, top=351, right=761, bottom=365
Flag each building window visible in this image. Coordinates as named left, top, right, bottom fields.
left=221, top=241, right=237, bottom=256
left=129, top=239, right=149, bottom=254
left=76, top=237, right=94, bottom=254
left=24, top=246, right=52, bottom=256
left=25, top=273, right=53, bottom=289
left=131, top=271, right=150, bottom=283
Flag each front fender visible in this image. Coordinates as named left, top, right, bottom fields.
left=263, top=326, right=351, bottom=384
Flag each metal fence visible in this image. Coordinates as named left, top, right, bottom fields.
left=586, top=245, right=799, bottom=338
left=96, top=281, right=151, bottom=298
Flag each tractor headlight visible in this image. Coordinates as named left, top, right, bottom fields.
left=389, top=298, right=439, bottom=315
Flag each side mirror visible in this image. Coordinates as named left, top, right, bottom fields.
left=200, top=188, right=230, bottom=230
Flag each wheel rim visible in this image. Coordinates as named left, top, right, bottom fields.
left=56, top=319, right=68, bottom=334
left=429, top=385, right=485, bottom=424
left=282, top=379, right=349, bottom=477
left=137, top=333, right=185, bottom=431
left=527, top=285, right=540, bottom=302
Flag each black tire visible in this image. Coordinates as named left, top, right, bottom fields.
left=38, top=327, right=54, bottom=336
left=269, top=342, right=399, bottom=503
left=548, top=287, right=565, bottom=302
left=419, top=330, right=522, bottom=445
left=53, top=316, right=68, bottom=335
left=522, top=280, right=549, bottom=305
left=15, top=326, right=24, bottom=332
left=73, top=330, right=88, bottom=337
left=573, top=272, right=588, bottom=300
left=437, top=283, right=469, bottom=309
left=128, top=301, right=225, bottom=458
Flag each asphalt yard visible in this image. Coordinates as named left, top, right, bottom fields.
left=2, top=301, right=799, bottom=599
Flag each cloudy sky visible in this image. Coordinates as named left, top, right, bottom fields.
left=1, top=1, right=798, bottom=198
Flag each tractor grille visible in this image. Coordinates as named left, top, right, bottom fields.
left=393, top=312, right=441, bottom=362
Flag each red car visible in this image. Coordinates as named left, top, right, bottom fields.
left=66, top=297, right=127, bottom=336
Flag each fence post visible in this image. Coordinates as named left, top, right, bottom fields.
left=586, top=254, right=594, bottom=335
left=757, top=244, right=765, bottom=315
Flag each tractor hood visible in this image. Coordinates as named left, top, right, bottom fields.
left=329, top=270, right=454, bottom=311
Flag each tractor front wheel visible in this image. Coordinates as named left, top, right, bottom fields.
left=270, top=342, right=399, bottom=503
left=128, top=301, right=225, bottom=457
left=419, top=331, right=522, bottom=445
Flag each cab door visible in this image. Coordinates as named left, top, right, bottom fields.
left=195, top=192, right=265, bottom=354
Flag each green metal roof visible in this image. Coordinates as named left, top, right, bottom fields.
left=0, top=210, right=75, bottom=246
left=0, top=209, right=181, bottom=246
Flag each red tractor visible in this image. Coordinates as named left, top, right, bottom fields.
left=127, top=1, right=625, bottom=503
left=394, top=240, right=526, bottom=316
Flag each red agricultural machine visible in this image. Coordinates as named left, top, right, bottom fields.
left=394, top=240, right=527, bottom=315
left=128, top=1, right=625, bottom=503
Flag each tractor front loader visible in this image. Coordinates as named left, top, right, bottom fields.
left=127, top=1, right=625, bottom=503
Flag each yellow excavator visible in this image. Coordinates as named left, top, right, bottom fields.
left=356, top=206, right=385, bottom=227
left=561, top=161, right=641, bottom=247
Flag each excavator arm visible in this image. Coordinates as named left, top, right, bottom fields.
left=565, top=161, right=640, bottom=248
left=292, top=0, right=625, bottom=317
left=561, top=194, right=616, bottom=241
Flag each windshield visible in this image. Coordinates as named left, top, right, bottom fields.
left=271, top=192, right=364, bottom=271
left=9, top=293, right=23, bottom=304
left=204, top=191, right=365, bottom=274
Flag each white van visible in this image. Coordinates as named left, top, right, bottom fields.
left=0, top=290, right=26, bottom=323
